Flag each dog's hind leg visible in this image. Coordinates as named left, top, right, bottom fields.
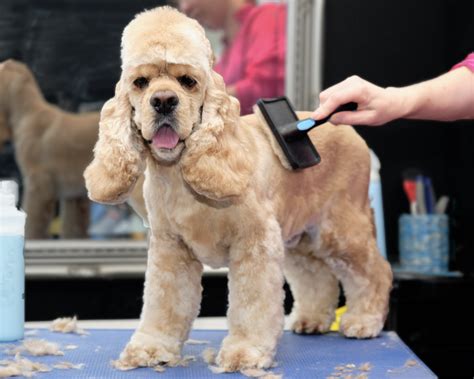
left=60, top=197, right=89, bottom=238
left=285, top=233, right=339, bottom=334
left=317, top=193, right=393, bottom=339
left=22, top=174, right=56, bottom=239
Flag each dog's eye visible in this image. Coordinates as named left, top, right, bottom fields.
left=133, top=77, right=149, bottom=89
left=178, top=75, right=197, bottom=89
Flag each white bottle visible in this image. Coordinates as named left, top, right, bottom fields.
left=0, top=180, right=27, bottom=341
left=369, top=150, right=387, bottom=259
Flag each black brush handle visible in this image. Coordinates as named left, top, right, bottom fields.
left=280, top=102, right=358, bottom=140
left=316, top=102, right=358, bottom=126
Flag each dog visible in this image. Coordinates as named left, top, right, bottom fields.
left=0, top=59, right=100, bottom=238
left=84, top=7, right=393, bottom=372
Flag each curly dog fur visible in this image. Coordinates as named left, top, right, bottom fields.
left=0, top=59, right=100, bottom=239
left=84, top=7, right=392, bottom=372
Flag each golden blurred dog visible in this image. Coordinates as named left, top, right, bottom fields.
left=85, top=7, right=392, bottom=372
left=0, top=60, right=99, bottom=238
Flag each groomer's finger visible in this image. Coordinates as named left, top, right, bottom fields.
left=312, top=85, right=366, bottom=121
left=313, top=75, right=371, bottom=120
left=329, top=109, right=378, bottom=126
left=318, top=74, right=365, bottom=100
left=315, top=82, right=353, bottom=118
left=318, top=80, right=348, bottom=103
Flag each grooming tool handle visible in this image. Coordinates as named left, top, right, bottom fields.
left=284, top=102, right=358, bottom=140
left=317, top=102, right=358, bottom=125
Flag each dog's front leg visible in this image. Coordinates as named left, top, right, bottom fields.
left=116, top=233, right=203, bottom=369
left=22, top=174, right=56, bottom=239
left=217, top=219, right=285, bottom=371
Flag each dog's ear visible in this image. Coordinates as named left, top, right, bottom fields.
left=180, top=71, right=253, bottom=202
left=84, top=78, right=146, bottom=204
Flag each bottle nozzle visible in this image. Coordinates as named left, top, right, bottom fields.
left=0, top=180, right=18, bottom=208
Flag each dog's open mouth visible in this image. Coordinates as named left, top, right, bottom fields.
left=151, top=125, right=181, bottom=150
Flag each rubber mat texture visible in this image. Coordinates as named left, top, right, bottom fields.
left=0, top=329, right=436, bottom=378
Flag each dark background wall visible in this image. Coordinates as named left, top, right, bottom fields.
left=323, top=0, right=474, bottom=275
left=0, top=0, right=166, bottom=108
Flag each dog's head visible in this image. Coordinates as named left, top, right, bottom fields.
left=107, top=6, right=239, bottom=164
left=86, top=6, right=252, bottom=204
left=125, top=62, right=205, bottom=163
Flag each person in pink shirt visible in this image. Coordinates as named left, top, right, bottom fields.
left=178, top=0, right=286, bottom=115
left=313, top=53, right=474, bottom=126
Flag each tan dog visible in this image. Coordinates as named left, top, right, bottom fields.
left=0, top=60, right=100, bottom=238
left=85, top=7, right=392, bottom=372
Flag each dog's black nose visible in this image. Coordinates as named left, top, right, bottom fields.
left=149, top=91, right=179, bottom=115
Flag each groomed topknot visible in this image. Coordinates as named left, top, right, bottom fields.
left=120, top=6, right=213, bottom=73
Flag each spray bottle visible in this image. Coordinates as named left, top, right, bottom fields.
left=369, top=150, right=387, bottom=259
left=0, top=180, right=26, bottom=341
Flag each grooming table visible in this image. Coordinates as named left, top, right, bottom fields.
left=0, top=329, right=436, bottom=378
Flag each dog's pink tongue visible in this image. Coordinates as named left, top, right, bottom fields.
left=152, top=126, right=179, bottom=149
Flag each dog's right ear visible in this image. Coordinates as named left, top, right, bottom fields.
left=84, top=78, right=146, bottom=204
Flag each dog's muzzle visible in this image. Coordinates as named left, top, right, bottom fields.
left=149, top=90, right=179, bottom=115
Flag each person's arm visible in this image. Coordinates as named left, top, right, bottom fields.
left=397, top=66, right=474, bottom=122
left=312, top=60, right=474, bottom=126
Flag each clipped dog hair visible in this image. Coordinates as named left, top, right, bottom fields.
left=85, top=6, right=392, bottom=372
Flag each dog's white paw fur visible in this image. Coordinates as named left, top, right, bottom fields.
left=115, top=331, right=181, bottom=369
left=340, top=313, right=384, bottom=339
left=289, top=311, right=334, bottom=334
left=216, top=337, right=274, bottom=372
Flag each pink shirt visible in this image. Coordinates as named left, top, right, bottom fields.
left=451, top=53, right=474, bottom=72
left=215, top=3, right=286, bottom=115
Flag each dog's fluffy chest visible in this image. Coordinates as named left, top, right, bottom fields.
left=170, top=205, right=231, bottom=269
left=152, top=172, right=233, bottom=268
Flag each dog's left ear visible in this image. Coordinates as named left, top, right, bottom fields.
left=180, top=71, right=253, bottom=202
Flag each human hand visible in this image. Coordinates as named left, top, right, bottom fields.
left=312, top=75, right=405, bottom=126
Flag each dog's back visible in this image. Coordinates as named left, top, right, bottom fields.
left=241, top=111, right=371, bottom=241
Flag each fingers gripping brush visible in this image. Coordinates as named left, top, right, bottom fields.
left=257, top=97, right=357, bottom=169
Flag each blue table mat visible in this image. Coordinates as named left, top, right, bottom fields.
left=0, top=329, right=436, bottom=378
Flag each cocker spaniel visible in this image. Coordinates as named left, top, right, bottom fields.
left=84, top=7, right=392, bottom=372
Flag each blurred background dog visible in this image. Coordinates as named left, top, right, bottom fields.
left=0, top=59, right=99, bottom=238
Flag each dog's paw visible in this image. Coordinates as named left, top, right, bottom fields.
left=290, top=312, right=333, bottom=334
left=216, top=338, right=274, bottom=372
left=113, top=331, right=180, bottom=370
left=340, top=313, right=383, bottom=339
